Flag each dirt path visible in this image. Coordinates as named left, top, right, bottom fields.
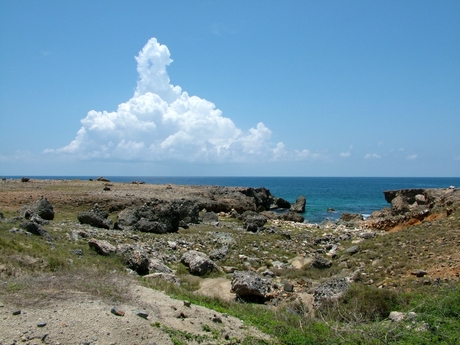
left=0, top=282, right=269, bottom=345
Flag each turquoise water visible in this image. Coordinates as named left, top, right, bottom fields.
left=6, top=176, right=460, bottom=224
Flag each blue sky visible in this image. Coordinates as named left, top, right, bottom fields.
left=1, top=1, right=459, bottom=177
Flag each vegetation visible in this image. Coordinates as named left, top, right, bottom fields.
left=1, top=180, right=459, bottom=344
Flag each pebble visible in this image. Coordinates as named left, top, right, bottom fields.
left=111, top=308, right=125, bottom=316
left=37, top=322, right=47, bottom=327
left=133, top=310, right=149, bottom=319
left=12, top=310, right=21, bottom=315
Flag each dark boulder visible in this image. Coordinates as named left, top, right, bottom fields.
left=134, top=219, right=169, bottom=233
left=243, top=213, right=267, bottom=232
left=311, top=254, right=332, bottom=269
left=282, top=211, right=304, bottom=223
left=290, top=196, right=306, bottom=213
left=19, top=197, right=55, bottom=221
left=274, top=197, right=291, bottom=209
left=78, top=205, right=112, bottom=229
left=20, top=220, right=53, bottom=242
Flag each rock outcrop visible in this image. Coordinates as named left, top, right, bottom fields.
left=290, top=195, right=306, bottom=213
left=19, top=197, right=55, bottom=221
left=363, top=188, right=460, bottom=231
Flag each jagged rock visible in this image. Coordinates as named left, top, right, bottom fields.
left=311, top=254, right=332, bottom=269
left=97, top=176, right=111, bottom=182
left=123, top=248, right=150, bottom=275
left=134, top=219, right=169, bottom=233
left=231, top=270, right=273, bottom=300
left=274, top=198, right=291, bottom=209
left=282, top=211, right=304, bottom=223
left=313, top=278, right=350, bottom=305
left=78, top=205, right=112, bottom=229
left=20, top=221, right=53, bottom=242
left=181, top=250, right=217, bottom=275
left=19, top=197, right=55, bottom=220
left=209, top=246, right=229, bottom=261
left=290, top=195, right=306, bottom=213
left=148, top=258, right=173, bottom=274
left=88, top=239, right=116, bottom=256
left=243, top=213, right=267, bottom=232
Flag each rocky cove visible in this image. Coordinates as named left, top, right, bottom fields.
left=1, top=178, right=460, bottom=344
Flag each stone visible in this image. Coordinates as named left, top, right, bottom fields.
left=243, top=213, right=267, bottom=232
left=314, top=278, right=350, bottom=305
left=134, top=310, right=149, bottom=319
left=290, top=195, right=306, bottom=213
left=19, top=197, right=55, bottom=220
left=345, top=245, right=360, bottom=255
left=311, top=254, right=332, bottom=269
left=78, top=206, right=112, bottom=229
left=411, top=269, right=428, bottom=278
left=339, top=213, right=363, bottom=222
left=110, top=307, right=125, bottom=316
left=88, top=239, right=116, bottom=256
left=124, top=248, right=150, bottom=275
left=284, top=282, right=294, bottom=292
left=148, top=258, right=173, bottom=274
left=231, top=270, right=273, bottom=300
left=282, top=211, right=305, bottom=223
left=20, top=221, right=53, bottom=242
left=181, top=250, right=217, bottom=275
left=389, top=311, right=406, bottom=322
left=274, top=198, right=291, bottom=209
left=209, top=246, right=229, bottom=261
left=201, top=211, right=219, bottom=224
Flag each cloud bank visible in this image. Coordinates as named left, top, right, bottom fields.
left=46, top=38, right=297, bottom=163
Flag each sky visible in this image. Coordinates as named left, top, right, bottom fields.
left=0, top=1, right=459, bottom=177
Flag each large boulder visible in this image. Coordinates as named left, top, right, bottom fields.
left=242, top=212, right=267, bottom=232
left=311, top=254, right=332, bottom=269
left=78, top=211, right=112, bottom=229
left=181, top=250, right=217, bottom=275
left=19, top=197, right=55, bottom=220
left=115, top=198, right=200, bottom=232
left=314, top=278, right=350, bottom=306
left=290, top=196, right=306, bottom=213
left=88, top=239, right=116, bottom=256
left=231, top=270, right=273, bottom=300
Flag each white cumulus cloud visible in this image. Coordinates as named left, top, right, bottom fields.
left=364, top=153, right=381, bottom=159
left=46, top=37, right=314, bottom=163
left=406, top=154, right=418, bottom=160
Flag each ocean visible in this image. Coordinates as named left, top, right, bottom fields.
left=9, top=176, right=460, bottom=224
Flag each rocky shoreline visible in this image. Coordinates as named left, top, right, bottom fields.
left=1, top=178, right=459, bottom=344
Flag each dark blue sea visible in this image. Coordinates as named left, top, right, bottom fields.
left=7, top=176, right=460, bottom=224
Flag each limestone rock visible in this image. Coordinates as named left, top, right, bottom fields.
left=181, top=250, right=217, bottom=275
left=19, top=197, right=55, bottom=220
left=231, top=270, right=273, bottom=300
left=88, top=239, right=116, bottom=256
left=290, top=195, right=306, bottom=213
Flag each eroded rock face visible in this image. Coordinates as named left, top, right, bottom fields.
left=78, top=204, right=112, bottom=229
left=231, top=271, right=273, bottom=300
left=181, top=250, right=217, bottom=275
left=290, top=195, right=306, bottom=213
left=364, top=188, right=460, bottom=231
